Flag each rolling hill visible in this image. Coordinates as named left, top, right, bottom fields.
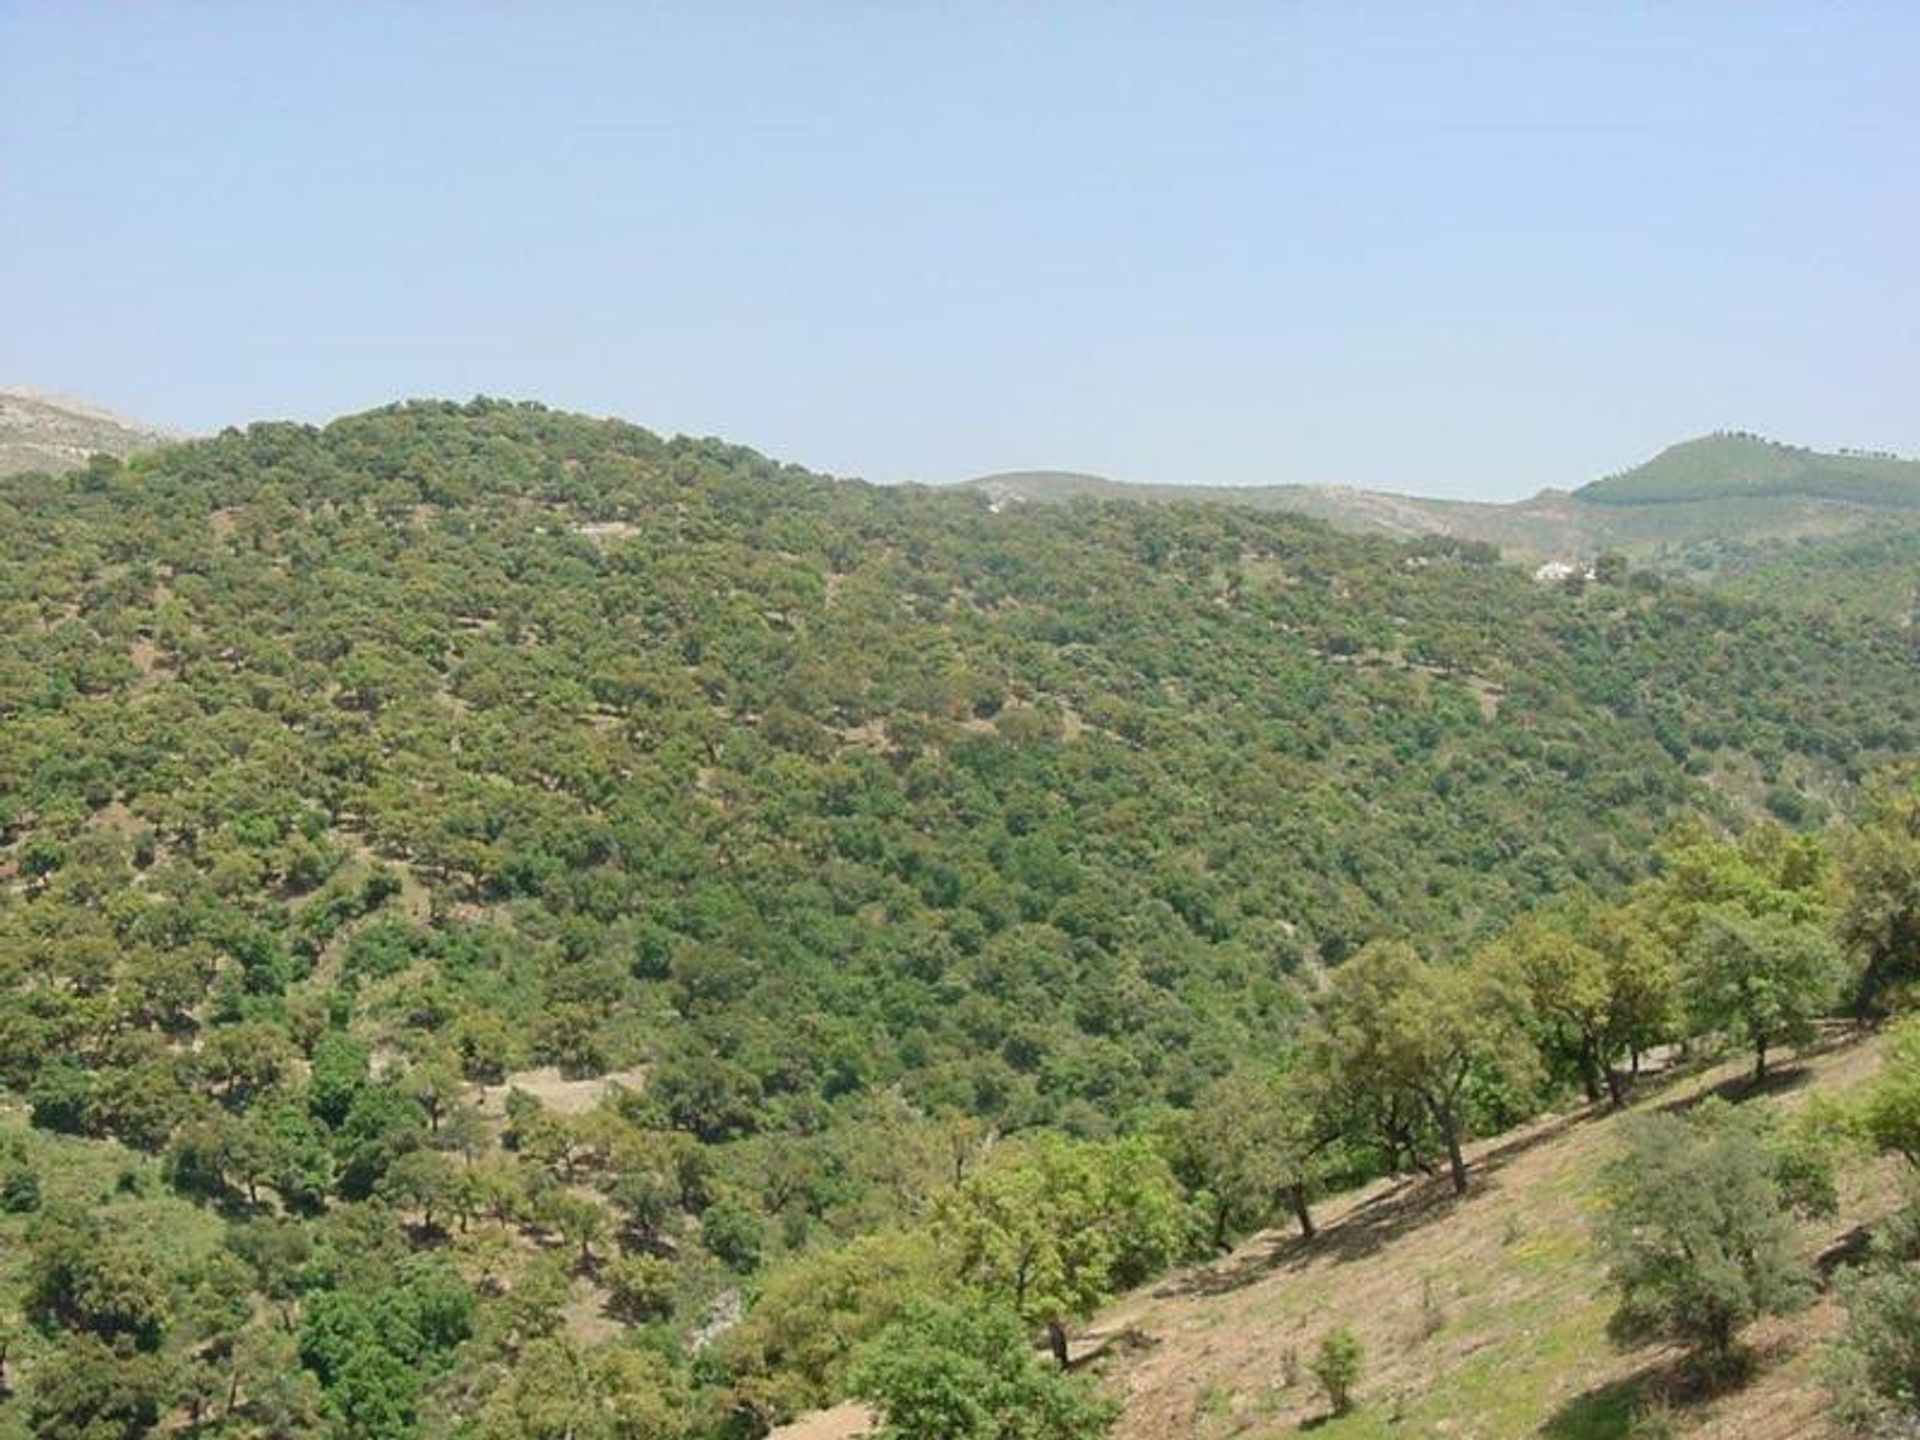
left=1580, top=433, right=1920, bottom=508
left=3, top=398, right=1917, bottom=1438
left=963, top=435, right=1920, bottom=583
left=0, top=386, right=180, bottom=476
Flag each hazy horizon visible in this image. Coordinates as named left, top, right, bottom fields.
left=5, top=4, right=1916, bottom=501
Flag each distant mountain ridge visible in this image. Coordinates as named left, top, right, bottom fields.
left=0, top=386, right=181, bottom=476
left=962, top=434, right=1920, bottom=567
left=1578, top=432, right=1920, bottom=507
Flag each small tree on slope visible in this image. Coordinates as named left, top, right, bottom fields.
left=1599, top=1101, right=1813, bottom=1373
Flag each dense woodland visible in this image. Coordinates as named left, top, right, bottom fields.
left=1660, top=527, right=1920, bottom=628
left=1, top=400, right=1918, bottom=1439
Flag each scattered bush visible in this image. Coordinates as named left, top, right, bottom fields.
left=1599, top=1102, right=1812, bottom=1371
left=0, top=1160, right=42, bottom=1213
left=1825, top=1200, right=1920, bottom=1434
left=1311, top=1327, right=1363, bottom=1415
left=603, top=1254, right=677, bottom=1324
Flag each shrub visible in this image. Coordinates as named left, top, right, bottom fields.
left=1827, top=1261, right=1920, bottom=1433
left=0, top=1161, right=42, bottom=1213
left=1825, top=1200, right=1920, bottom=1433
left=1311, top=1327, right=1363, bottom=1415
left=603, top=1254, right=677, bottom=1324
left=700, top=1197, right=766, bottom=1274
left=1598, top=1102, right=1811, bottom=1371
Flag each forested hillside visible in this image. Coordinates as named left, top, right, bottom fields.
left=1660, top=527, right=1920, bottom=629
left=967, top=433, right=1920, bottom=587
left=2, top=399, right=1917, bottom=1438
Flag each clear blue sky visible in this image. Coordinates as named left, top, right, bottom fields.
left=4, top=4, right=1915, bottom=499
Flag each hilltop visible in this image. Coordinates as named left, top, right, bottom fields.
left=962, top=434, right=1920, bottom=583
left=1580, top=433, right=1920, bottom=509
left=0, top=386, right=180, bottom=476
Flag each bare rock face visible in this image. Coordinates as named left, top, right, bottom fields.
left=0, top=386, right=182, bottom=476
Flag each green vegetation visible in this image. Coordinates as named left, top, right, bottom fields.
left=1311, top=1327, right=1364, bottom=1416
left=1857, top=1018, right=1920, bottom=1167
left=2, top=399, right=1919, bottom=1437
left=851, top=1300, right=1115, bottom=1440
left=936, top=1135, right=1183, bottom=1368
left=1497, top=893, right=1672, bottom=1106
left=971, top=433, right=1920, bottom=584
left=1826, top=1201, right=1920, bottom=1434
left=1824, top=1019, right=1920, bottom=1433
left=1840, top=782, right=1920, bottom=1018
left=1598, top=1102, right=1818, bottom=1370
left=1659, top=527, right=1920, bottom=627
left=1578, top=434, right=1920, bottom=509
left=1306, top=940, right=1535, bottom=1194
left=1175, top=1069, right=1329, bottom=1246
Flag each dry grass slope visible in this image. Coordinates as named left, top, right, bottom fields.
left=0, top=387, right=179, bottom=475
left=1089, top=1032, right=1894, bottom=1440
left=775, top=1030, right=1899, bottom=1440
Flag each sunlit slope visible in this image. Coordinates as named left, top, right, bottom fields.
left=1087, top=1034, right=1896, bottom=1440
left=963, top=434, right=1920, bottom=575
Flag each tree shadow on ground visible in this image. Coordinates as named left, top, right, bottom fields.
left=1156, top=1101, right=1609, bottom=1299
left=1153, top=1030, right=1876, bottom=1305
left=1656, top=1061, right=1816, bottom=1115
left=1541, top=1341, right=1783, bottom=1440
left=1156, top=1171, right=1468, bottom=1298
left=1655, top=1025, right=1870, bottom=1118
left=1816, top=1223, right=1874, bottom=1285
left=1543, top=1376, right=1644, bottom=1440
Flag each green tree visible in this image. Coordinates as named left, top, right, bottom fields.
left=1857, top=1015, right=1920, bottom=1168
left=475, top=1334, right=685, bottom=1440
left=1178, top=1069, right=1328, bottom=1248
left=1683, top=906, right=1840, bottom=1082
left=602, top=1254, right=677, bottom=1324
left=700, top=1195, right=766, bottom=1274
left=1824, top=1202, right=1920, bottom=1433
left=1598, top=1101, right=1811, bottom=1369
left=1838, top=778, right=1920, bottom=1016
left=196, top=1020, right=296, bottom=1105
left=228, top=1328, right=325, bottom=1438
left=850, top=1299, right=1116, bottom=1440
left=23, top=1334, right=171, bottom=1440
left=378, top=1148, right=463, bottom=1233
left=708, top=1227, right=941, bottom=1417
left=1307, top=941, right=1533, bottom=1193
left=1502, top=897, right=1671, bottom=1106
left=24, top=1211, right=171, bottom=1350
left=936, top=1135, right=1184, bottom=1367
left=534, top=1188, right=608, bottom=1272
left=308, top=1030, right=372, bottom=1128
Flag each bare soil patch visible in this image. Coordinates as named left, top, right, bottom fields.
left=473, top=1067, right=647, bottom=1119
